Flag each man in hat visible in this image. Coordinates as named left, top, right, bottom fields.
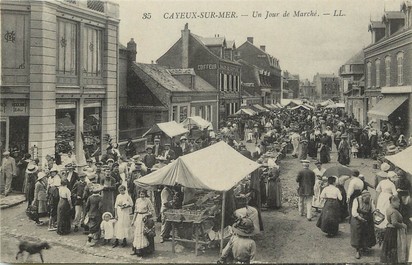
left=218, top=217, right=256, bottom=264
left=172, top=141, right=183, bottom=159
left=162, top=143, right=175, bottom=163
left=72, top=172, right=88, bottom=232
left=124, top=138, right=136, bottom=158
left=2, top=151, right=16, bottom=196
left=86, top=158, right=97, bottom=173
left=296, top=160, right=316, bottom=221
left=142, top=146, right=156, bottom=171
left=153, top=137, right=163, bottom=157
left=65, top=163, right=79, bottom=191
left=180, top=136, right=191, bottom=155
left=26, top=164, right=39, bottom=206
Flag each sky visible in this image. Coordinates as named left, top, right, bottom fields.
left=114, top=0, right=402, bottom=80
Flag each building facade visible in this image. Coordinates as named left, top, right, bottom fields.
left=157, top=24, right=240, bottom=125
left=313, top=73, right=340, bottom=102
left=365, top=2, right=412, bottom=137
left=1, top=0, right=119, bottom=165
left=300, top=79, right=316, bottom=101
left=283, top=71, right=300, bottom=99
left=236, top=37, right=282, bottom=104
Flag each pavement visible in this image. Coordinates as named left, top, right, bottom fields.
left=0, top=193, right=26, bottom=210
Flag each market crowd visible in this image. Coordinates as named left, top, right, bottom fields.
left=2, top=102, right=412, bottom=263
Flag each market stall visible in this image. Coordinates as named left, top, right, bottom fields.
left=233, top=108, right=257, bottom=116
left=142, top=121, right=189, bottom=144
left=385, top=146, right=412, bottom=175
left=180, top=116, right=213, bottom=131
left=137, top=141, right=261, bottom=255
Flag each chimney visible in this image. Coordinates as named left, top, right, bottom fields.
left=260, top=45, right=266, bottom=51
left=127, top=38, right=137, bottom=62
left=181, top=23, right=190, bottom=68
left=247, top=37, right=254, bottom=44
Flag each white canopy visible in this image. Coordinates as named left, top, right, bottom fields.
left=385, top=146, right=412, bottom=175
left=291, top=104, right=311, bottom=110
left=319, top=99, right=335, bottom=107
left=137, top=141, right=261, bottom=191
left=234, top=108, right=257, bottom=116
left=253, top=104, right=269, bottom=112
left=142, top=121, right=188, bottom=138
left=180, top=116, right=213, bottom=131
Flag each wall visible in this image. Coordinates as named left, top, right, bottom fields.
left=119, top=49, right=128, bottom=106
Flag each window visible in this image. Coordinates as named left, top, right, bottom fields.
left=179, top=106, right=188, bottom=123
left=366, top=62, right=372, bottom=88
left=397, top=52, right=404, bottom=85
left=83, top=26, right=102, bottom=76
left=226, top=74, right=230, bottom=91
left=57, top=19, right=78, bottom=75
left=172, top=106, right=177, bottom=122
left=375, top=59, right=380, bottom=87
left=385, top=56, right=391, bottom=86
left=344, top=65, right=350, bottom=73
left=220, top=73, right=224, bottom=91
left=223, top=74, right=227, bottom=91
left=208, top=105, right=213, bottom=122
left=199, top=106, right=204, bottom=118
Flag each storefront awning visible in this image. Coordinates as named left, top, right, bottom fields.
left=368, top=95, right=408, bottom=121
left=253, top=104, right=268, bottom=112
left=385, top=146, right=412, bottom=175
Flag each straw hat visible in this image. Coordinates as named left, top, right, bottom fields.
left=102, top=212, right=113, bottom=219
left=387, top=171, right=398, bottom=180
left=3, top=151, right=10, bottom=156
left=91, top=184, right=104, bottom=193
left=387, top=145, right=399, bottom=155
left=232, top=217, right=256, bottom=237
left=380, top=162, right=390, bottom=172
left=26, top=164, right=39, bottom=174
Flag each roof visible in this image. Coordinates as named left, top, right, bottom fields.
left=196, top=36, right=226, bottom=46
left=237, top=41, right=281, bottom=70
left=383, top=11, right=405, bottom=20
left=193, top=75, right=218, bottom=92
left=369, top=21, right=385, bottom=29
left=142, top=121, right=188, bottom=138
left=385, top=146, right=412, bottom=175
left=137, top=141, right=260, bottom=191
left=226, top=40, right=236, bottom=49
left=119, top=43, right=127, bottom=50
left=344, top=49, right=365, bottom=65
left=132, top=63, right=192, bottom=93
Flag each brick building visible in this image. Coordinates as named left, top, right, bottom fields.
left=283, top=71, right=300, bottom=99
left=366, top=2, right=412, bottom=137
left=157, top=24, right=241, bottom=124
left=300, top=79, right=316, bottom=102
left=236, top=37, right=282, bottom=104
left=313, top=73, right=341, bottom=102
left=1, top=0, right=119, bottom=166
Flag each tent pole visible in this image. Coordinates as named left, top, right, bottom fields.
left=220, top=191, right=226, bottom=255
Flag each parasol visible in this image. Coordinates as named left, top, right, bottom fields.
left=323, top=165, right=353, bottom=177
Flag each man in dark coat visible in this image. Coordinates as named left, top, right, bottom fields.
left=296, top=160, right=316, bottom=221
left=124, top=138, right=136, bottom=158
left=65, top=163, right=79, bottom=191
left=359, top=129, right=370, bottom=158
left=72, top=172, right=87, bottom=232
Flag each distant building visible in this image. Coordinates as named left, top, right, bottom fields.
left=237, top=59, right=268, bottom=107
left=365, top=1, right=412, bottom=137
left=0, top=0, right=119, bottom=167
left=157, top=24, right=241, bottom=124
left=313, top=73, right=340, bottom=101
left=300, top=79, right=316, bottom=102
left=339, top=49, right=366, bottom=125
left=236, top=37, right=282, bottom=103
left=283, top=71, right=300, bottom=99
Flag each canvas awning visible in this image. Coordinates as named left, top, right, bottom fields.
left=137, top=141, right=261, bottom=191
left=234, top=108, right=256, bottom=116
left=253, top=104, right=268, bottom=112
left=264, top=104, right=275, bottom=110
left=368, top=95, right=408, bottom=121
left=385, top=146, right=412, bottom=175
left=291, top=104, right=311, bottom=110
left=142, top=121, right=188, bottom=138
left=270, top=104, right=279, bottom=109
left=180, top=116, right=213, bottom=131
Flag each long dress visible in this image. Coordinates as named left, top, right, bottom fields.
left=337, top=140, right=350, bottom=166
left=381, top=206, right=407, bottom=263
left=319, top=143, right=330, bottom=164
left=350, top=196, right=376, bottom=249
left=316, top=185, right=342, bottom=236
left=114, top=193, right=133, bottom=239
left=308, top=135, right=318, bottom=158
left=266, top=167, right=282, bottom=209
left=101, top=176, right=116, bottom=216
left=312, top=168, right=326, bottom=209
left=57, top=186, right=72, bottom=235
left=376, top=179, right=398, bottom=229
left=133, top=197, right=155, bottom=253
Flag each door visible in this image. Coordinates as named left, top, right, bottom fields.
left=9, top=116, right=29, bottom=192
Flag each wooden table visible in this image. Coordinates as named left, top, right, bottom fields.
left=168, top=219, right=210, bottom=256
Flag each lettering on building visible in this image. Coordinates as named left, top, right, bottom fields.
left=197, top=64, right=217, bottom=70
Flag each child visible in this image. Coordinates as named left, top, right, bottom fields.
left=113, top=185, right=133, bottom=248
left=351, top=139, right=359, bottom=158
left=217, top=216, right=257, bottom=264
left=100, top=212, right=115, bottom=245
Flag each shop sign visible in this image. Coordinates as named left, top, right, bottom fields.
left=0, top=100, right=29, bottom=115
left=12, top=102, right=27, bottom=114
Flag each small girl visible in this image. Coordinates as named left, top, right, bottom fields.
left=100, top=212, right=115, bottom=245
left=113, top=185, right=133, bottom=248
left=351, top=139, right=359, bottom=158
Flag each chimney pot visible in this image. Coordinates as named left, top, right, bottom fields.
left=247, top=37, right=254, bottom=44
left=127, top=38, right=137, bottom=62
left=260, top=45, right=266, bottom=51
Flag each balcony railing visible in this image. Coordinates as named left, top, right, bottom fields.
left=87, top=0, right=104, bottom=13
left=60, top=0, right=119, bottom=18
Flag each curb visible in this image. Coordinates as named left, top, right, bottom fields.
left=0, top=198, right=26, bottom=210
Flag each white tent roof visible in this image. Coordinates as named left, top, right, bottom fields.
left=291, top=104, right=311, bottom=110
left=385, top=146, right=412, bottom=175
left=180, top=116, right=213, bottom=130
left=234, top=108, right=256, bottom=116
left=281, top=99, right=303, bottom=106
left=335, top=103, right=345, bottom=108
left=137, top=141, right=261, bottom=191
left=253, top=104, right=269, bottom=112
left=319, top=99, right=335, bottom=107
left=270, top=104, right=279, bottom=109
left=142, top=121, right=188, bottom=138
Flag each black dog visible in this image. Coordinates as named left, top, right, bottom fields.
left=15, top=240, right=51, bottom=263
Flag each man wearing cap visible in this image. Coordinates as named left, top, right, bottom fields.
left=2, top=151, right=16, bottom=196
left=86, top=158, right=97, bottom=173
left=296, top=160, right=316, bottom=221
left=124, top=138, right=136, bottom=158
left=153, top=137, right=163, bottom=157
left=72, top=172, right=88, bottom=232
left=162, top=143, right=175, bottom=163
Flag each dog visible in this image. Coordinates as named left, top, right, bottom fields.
left=15, top=240, right=51, bottom=263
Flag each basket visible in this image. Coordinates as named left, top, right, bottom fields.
left=26, top=205, right=38, bottom=221
left=373, top=209, right=385, bottom=225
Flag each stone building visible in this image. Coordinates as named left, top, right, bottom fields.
left=236, top=37, right=282, bottom=103
left=157, top=24, right=241, bottom=124
left=366, top=2, right=412, bottom=137
left=1, top=0, right=119, bottom=166
left=313, top=73, right=340, bottom=102
left=300, top=79, right=316, bottom=102
left=283, top=71, right=300, bottom=99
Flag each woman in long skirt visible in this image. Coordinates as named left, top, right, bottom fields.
left=101, top=174, right=117, bottom=216
left=337, top=135, right=350, bottom=166
left=381, top=195, right=408, bottom=263
left=350, top=190, right=376, bottom=259
left=316, top=177, right=342, bottom=237
left=266, top=166, right=282, bottom=209
left=85, top=184, right=104, bottom=246
left=375, top=172, right=398, bottom=230
left=131, top=190, right=155, bottom=258
left=113, top=185, right=133, bottom=247
left=57, top=179, right=73, bottom=235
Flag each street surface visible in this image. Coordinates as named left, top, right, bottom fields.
left=0, top=143, right=383, bottom=263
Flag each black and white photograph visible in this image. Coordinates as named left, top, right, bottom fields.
left=1, top=0, right=412, bottom=263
